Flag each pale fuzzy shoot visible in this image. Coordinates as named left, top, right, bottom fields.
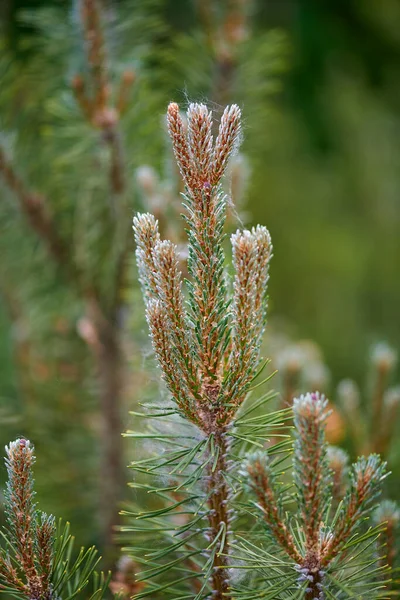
left=166, top=102, right=200, bottom=193
left=211, top=104, right=243, bottom=186
left=144, top=298, right=202, bottom=427
left=227, top=225, right=272, bottom=411
left=133, top=213, right=160, bottom=299
left=152, top=239, right=201, bottom=398
left=187, top=103, right=214, bottom=181
left=293, top=392, right=332, bottom=556
left=167, top=102, right=241, bottom=196
left=36, top=513, right=56, bottom=594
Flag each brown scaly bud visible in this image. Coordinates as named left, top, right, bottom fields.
left=133, top=213, right=160, bottom=300
left=210, top=104, right=241, bottom=185
left=71, top=74, right=94, bottom=120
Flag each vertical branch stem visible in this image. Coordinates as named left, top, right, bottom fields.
left=90, top=303, right=124, bottom=565
left=206, top=429, right=231, bottom=600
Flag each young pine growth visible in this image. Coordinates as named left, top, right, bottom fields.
left=337, top=343, right=400, bottom=458
left=242, top=392, right=388, bottom=599
left=129, top=102, right=275, bottom=599
left=374, top=500, right=400, bottom=591
left=0, top=439, right=109, bottom=600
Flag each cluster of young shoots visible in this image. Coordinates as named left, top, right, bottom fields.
left=0, top=439, right=108, bottom=599
left=243, top=392, right=387, bottom=599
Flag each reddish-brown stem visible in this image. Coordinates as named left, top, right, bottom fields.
left=303, top=562, right=324, bottom=600
left=206, top=429, right=232, bottom=600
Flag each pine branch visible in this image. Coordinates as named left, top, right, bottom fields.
left=74, top=0, right=134, bottom=195
left=321, top=454, right=387, bottom=564
left=242, top=392, right=388, bottom=600
left=3, top=439, right=42, bottom=599
left=130, top=101, right=273, bottom=600
left=74, top=0, right=137, bottom=327
left=293, top=393, right=332, bottom=557
left=0, top=439, right=109, bottom=600
left=336, top=344, right=400, bottom=459
left=243, top=451, right=302, bottom=562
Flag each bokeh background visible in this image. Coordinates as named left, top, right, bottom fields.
left=0, top=0, right=399, bottom=564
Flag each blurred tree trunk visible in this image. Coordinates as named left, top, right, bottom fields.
left=88, top=300, right=125, bottom=566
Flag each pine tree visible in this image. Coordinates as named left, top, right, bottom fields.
left=0, top=0, right=166, bottom=556
left=0, top=0, right=285, bottom=556
left=242, top=393, right=388, bottom=599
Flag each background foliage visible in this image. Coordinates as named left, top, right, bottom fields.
left=0, top=0, right=399, bottom=569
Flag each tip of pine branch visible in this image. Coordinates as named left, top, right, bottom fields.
left=293, top=391, right=328, bottom=421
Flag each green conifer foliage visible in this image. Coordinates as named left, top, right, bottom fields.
left=125, top=102, right=396, bottom=600
left=0, top=438, right=109, bottom=600
left=0, top=0, right=286, bottom=555
left=241, top=393, right=388, bottom=599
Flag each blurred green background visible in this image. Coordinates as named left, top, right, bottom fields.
left=0, top=0, right=399, bottom=561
